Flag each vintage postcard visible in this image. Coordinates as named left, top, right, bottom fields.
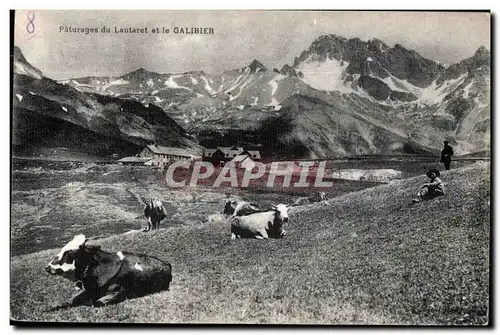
left=10, top=10, right=491, bottom=325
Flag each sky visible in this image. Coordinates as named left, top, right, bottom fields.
left=14, top=10, right=491, bottom=80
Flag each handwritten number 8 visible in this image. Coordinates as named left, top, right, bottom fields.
left=26, top=12, right=35, bottom=34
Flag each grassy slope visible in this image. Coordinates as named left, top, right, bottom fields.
left=11, top=163, right=378, bottom=256
left=11, top=162, right=490, bottom=325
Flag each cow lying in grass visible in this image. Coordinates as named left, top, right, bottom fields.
left=230, top=204, right=289, bottom=239
left=45, top=234, right=172, bottom=307
left=223, top=199, right=262, bottom=217
left=144, top=198, right=167, bottom=231
left=292, top=191, right=327, bottom=206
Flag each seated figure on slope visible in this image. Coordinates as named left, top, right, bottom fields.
left=412, top=169, right=445, bottom=203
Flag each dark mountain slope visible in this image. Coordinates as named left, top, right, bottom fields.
left=13, top=47, right=200, bottom=159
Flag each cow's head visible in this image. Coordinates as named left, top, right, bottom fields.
left=45, top=234, right=88, bottom=281
left=222, top=200, right=236, bottom=215
left=152, top=198, right=163, bottom=210
left=271, top=204, right=289, bottom=223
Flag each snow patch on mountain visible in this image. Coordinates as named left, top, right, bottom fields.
left=461, top=81, right=474, bottom=99
left=371, top=75, right=403, bottom=92
left=164, top=76, right=191, bottom=91
left=268, top=74, right=285, bottom=96
left=297, top=57, right=352, bottom=93
left=200, top=76, right=216, bottom=94
left=15, top=94, right=23, bottom=102
left=190, top=76, right=199, bottom=85
left=102, top=78, right=130, bottom=90
left=269, top=80, right=278, bottom=96
left=267, top=96, right=282, bottom=111
left=225, top=71, right=248, bottom=95
left=146, top=78, right=154, bottom=87
left=228, top=78, right=251, bottom=102
left=418, top=74, right=467, bottom=105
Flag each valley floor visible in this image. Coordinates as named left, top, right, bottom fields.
left=10, top=162, right=490, bottom=325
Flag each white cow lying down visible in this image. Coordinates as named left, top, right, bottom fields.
left=230, top=204, right=289, bottom=239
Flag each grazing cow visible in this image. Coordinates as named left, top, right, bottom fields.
left=230, top=204, right=289, bottom=239
left=45, top=234, right=172, bottom=307
left=292, top=191, right=327, bottom=206
left=222, top=199, right=262, bottom=217
left=144, top=198, right=167, bottom=231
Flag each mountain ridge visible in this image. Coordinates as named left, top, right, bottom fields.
left=12, top=48, right=200, bottom=159
left=13, top=35, right=490, bottom=158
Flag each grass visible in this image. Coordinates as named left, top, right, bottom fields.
left=11, top=162, right=377, bottom=256
left=10, top=162, right=490, bottom=325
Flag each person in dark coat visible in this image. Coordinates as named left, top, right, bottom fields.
left=412, top=169, right=445, bottom=203
left=441, top=141, right=454, bottom=170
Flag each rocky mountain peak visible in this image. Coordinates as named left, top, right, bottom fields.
left=475, top=45, right=489, bottom=55
left=367, top=38, right=389, bottom=52
left=13, top=46, right=43, bottom=79
left=247, top=59, right=267, bottom=72
left=121, top=67, right=160, bottom=80
left=284, top=35, right=444, bottom=89
left=471, top=46, right=490, bottom=65
left=128, top=67, right=152, bottom=75
left=13, top=46, right=26, bottom=62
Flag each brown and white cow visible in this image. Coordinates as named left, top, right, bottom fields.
left=45, top=234, right=172, bottom=307
left=229, top=204, right=289, bottom=239
left=144, top=198, right=167, bottom=231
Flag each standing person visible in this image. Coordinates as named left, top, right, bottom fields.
left=412, top=169, right=445, bottom=203
left=441, top=141, right=454, bottom=170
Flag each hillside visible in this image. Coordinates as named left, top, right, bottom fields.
left=10, top=162, right=490, bottom=324
left=256, top=94, right=435, bottom=159
left=58, top=35, right=490, bottom=157
left=12, top=47, right=200, bottom=159
left=281, top=35, right=490, bottom=154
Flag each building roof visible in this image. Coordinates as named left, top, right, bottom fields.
left=116, top=156, right=153, bottom=163
left=230, top=154, right=253, bottom=163
left=146, top=144, right=197, bottom=157
left=203, top=147, right=239, bottom=157
left=218, top=146, right=244, bottom=154
left=243, top=150, right=261, bottom=160
left=204, top=148, right=218, bottom=156
left=203, top=146, right=261, bottom=159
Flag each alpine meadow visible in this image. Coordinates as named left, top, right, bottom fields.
left=10, top=10, right=491, bottom=326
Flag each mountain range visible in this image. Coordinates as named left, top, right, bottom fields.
left=12, top=34, right=490, bottom=160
